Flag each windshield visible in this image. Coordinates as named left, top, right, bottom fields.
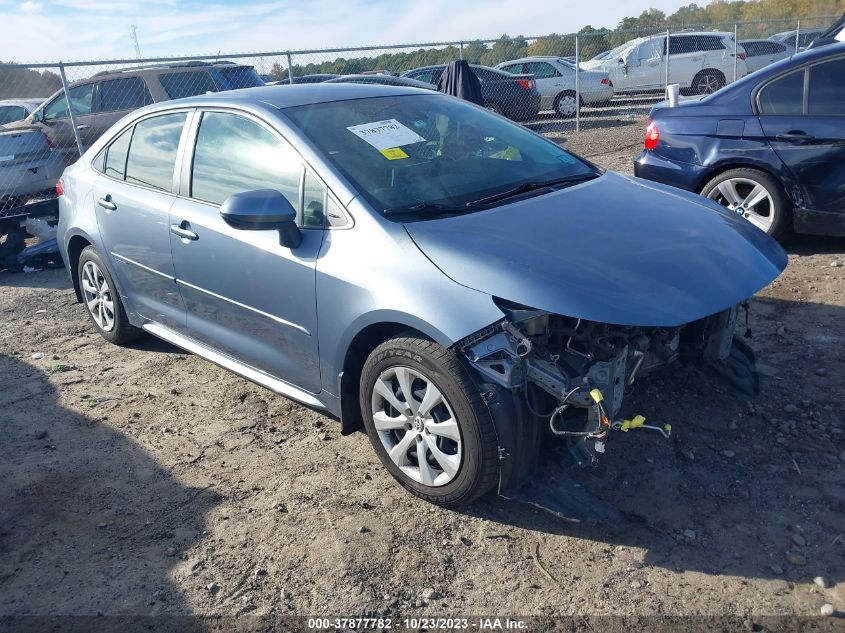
left=594, top=40, right=639, bottom=61
left=284, top=94, right=596, bottom=216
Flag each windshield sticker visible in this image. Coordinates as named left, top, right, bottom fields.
left=379, top=147, right=409, bottom=160
left=346, top=119, right=426, bottom=151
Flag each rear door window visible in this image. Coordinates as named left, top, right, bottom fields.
left=124, top=112, right=187, bottom=191
left=499, top=63, right=524, bottom=74
left=524, top=62, right=558, bottom=78
left=808, top=58, right=845, bottom=115
left=97, top=77, right=153, bottom=113
left=159, top=71, right=217, bottom=99
left=758, top=69, right=805, bottom=115
left=742, top=42, right=762, bottom=56
left=190, top=111, right=301, bottom=212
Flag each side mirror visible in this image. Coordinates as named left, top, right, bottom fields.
left=220, top=189, right=302, bottom=249
left=31, top=110, right=43, bottom=123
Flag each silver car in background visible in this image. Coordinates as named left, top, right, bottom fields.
left=497, top=56, right=614, bottom=116
left=56, top=84, right=785, bottom=508
left=0, top=99, right=44, bottom=126
left=0, top=127, right=64, bottom=208
left=739, top=39, right=794, bottom=73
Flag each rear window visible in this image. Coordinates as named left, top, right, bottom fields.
left=758, top=70, right=804, bottom=115
left=159, top=71, right=217, bottom=100
left=215, top=66, right=264, bottom=89
left=0, top=105, right=27, bottom=125
left=97, top=77, right=153, bottom=113
left=124, top=113, right=186, bottom=191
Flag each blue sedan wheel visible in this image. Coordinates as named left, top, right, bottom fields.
left=701, top=168, right=791, bottom=237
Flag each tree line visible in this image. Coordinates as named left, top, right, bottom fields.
left=269, top=0, right=842, bottom=80
left=0, top=66, right=61, bottom=100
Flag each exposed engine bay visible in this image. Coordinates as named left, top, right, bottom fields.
left=459, top=298, right=753, bottom=467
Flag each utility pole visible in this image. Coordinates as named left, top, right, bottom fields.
left=130, top=25, right=142, bottom=59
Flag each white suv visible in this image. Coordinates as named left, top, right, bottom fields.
left=581, top=31, right=747, bottom=94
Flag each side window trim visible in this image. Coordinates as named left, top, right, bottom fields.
left=179, top=106, right=352, bottom=229
left=95, top=108, right=192, bottom=193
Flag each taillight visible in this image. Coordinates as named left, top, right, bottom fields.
left=45, top=134, right=54, bottom=149
left=517, top=78, right=534, bottom=91
left=56, top=179, right=64, bottom=196
left=738, top=52, right=747, bottom=60
left=644, top=120, right=660, bottom=150
left=600, top=77, right=610, bottom=85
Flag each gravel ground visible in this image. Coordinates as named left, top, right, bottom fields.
left=1, top=119, right=844, bottom=629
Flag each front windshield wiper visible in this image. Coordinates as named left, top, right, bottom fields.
left=383, top=202, right=468, bottom=217
left=463, top=173, right=599, bottom=207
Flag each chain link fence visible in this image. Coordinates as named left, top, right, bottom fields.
left=0, top=15, right=837, bottom=214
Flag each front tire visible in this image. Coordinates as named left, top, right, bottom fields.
left=360, top=334, right=499, bottom=507
left=700, top=168, right=791, bottom=238
left=78, top=246, right=142, bottom=345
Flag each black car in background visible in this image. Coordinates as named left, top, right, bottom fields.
left=292, top=74, right=341, bottom=84
left=634, top=42, right=845, bottom=238
left=401, top=64, right=540, bottom=121
left=324, top=74, right=436, bottom=90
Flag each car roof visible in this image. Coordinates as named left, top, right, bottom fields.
left=129, top=83, right=439, bottom=114
left=497, top=56, right=575, bottom=64
left=710, top=40, right=845, bottom=96
left=740, top=38, right=790, bottom=43
left=0, top=98, right=42, bottom=107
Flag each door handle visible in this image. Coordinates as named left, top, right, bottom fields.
left=76, top=124, right=89, bottom=130
left=170, top=222, right=198, bottom=241
left=97, top=196, right=116, bottom=211
left=776, top=131, right=814, bottom=143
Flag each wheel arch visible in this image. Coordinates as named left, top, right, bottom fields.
left=694, top=160, right=797, bottom=206
left=337, top=318, right=450, bottom=435
left=66, top=233, right=94, bottom=303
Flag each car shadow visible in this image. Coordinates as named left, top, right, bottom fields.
left=783, top=232, right=845, bottom=256
left=0, top=353, right=220, bottom=629
left=459, top=295, right=845, bottom=589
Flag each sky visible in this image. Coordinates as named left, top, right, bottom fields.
left=0, top=0, right=712, bottom=63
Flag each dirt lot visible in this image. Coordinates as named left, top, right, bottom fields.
left=1, top=116, right=844, bottom=629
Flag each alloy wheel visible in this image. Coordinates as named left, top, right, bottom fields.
left=706, top=177, right=775, bottom=233
left=696, top=73, right=721, bottom=94
left=81, top=260, right=116, bottom=332
left=370, top=366, right=462, bottom=487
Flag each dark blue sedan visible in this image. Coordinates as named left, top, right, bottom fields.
left=634, top=42, right=845, bottom=238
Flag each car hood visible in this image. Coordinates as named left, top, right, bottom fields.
left=403, top=172, right=787, bottom=327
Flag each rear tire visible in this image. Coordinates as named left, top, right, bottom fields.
left=78, top=246, right=142, bottom=345
left=359, top=334, right=499, bottom=507
left=554, top=91, right=579, bottom=118
left=700, top=168, right=792, bottom=238
left=692, top=69, right=725, bottom=95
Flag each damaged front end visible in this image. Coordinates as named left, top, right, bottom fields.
left=458, top=297, right=755, bottom=485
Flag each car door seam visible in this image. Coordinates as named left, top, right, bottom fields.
left=111, top=252, right=175, bottom=281
left=175, top=278, right=311, bottom=336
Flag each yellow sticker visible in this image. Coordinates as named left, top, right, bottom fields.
left=380, top=147, right=409, bottom=160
